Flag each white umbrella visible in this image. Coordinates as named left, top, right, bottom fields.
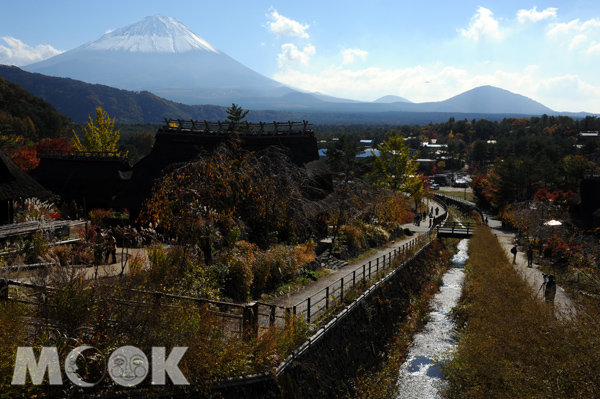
left=544, top=220, right=562, bottom=226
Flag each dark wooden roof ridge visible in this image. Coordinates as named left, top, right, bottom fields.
left=41, top=150, right=128, bottom=161
left=160, top=119, right=314, bottom=137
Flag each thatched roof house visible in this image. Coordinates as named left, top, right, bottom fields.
left=0, top=150, right=50, bottom=223
left=112, top=119, right=331, bottom=221
left=31, top=151, right=132, bottom=211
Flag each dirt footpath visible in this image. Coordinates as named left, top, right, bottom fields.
left=484, top=211, right=576, bottom=320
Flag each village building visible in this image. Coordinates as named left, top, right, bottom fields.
left=31, top=151, right=132, bottom=212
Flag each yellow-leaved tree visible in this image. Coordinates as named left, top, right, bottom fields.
left=73, top=107, right=121, bottom=153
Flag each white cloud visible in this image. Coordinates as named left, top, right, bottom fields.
left=0, top=37, right=63, bottom=66
left=267, top=10, right=309, bottom=39
left=341, top=48, right=368, bottom=65
left=547, top=18, right=600, bottom=55
left=585, top=41, right=600, bottom=55
left=277, top=43, right=316, bottom=69
left=517, top=7, right=557, bottom=24
left=459, top=7, right=502, bottom=41
left=547, top=18, right=600, bottom=39
left=569, top=34, right=588, bottom=50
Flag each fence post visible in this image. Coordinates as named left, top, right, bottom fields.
left=353, top=269, right=356, bottom=287
left=0, top=279, right=8, bottom=300
left=307, top=297, right=311, bottom=324
left=363, top=264, right=366, bottom=283
left=341, top=277, right=344, bottom=302
left=325, top=286, right=329, bottom=310
left=242, top=302, right=260, bottom=341
left=243, top=303, right=253, bottom=340
left=269, top=305, right=276, bottom=327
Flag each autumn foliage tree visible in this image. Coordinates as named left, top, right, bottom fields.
left=73, top=106, right=122, bottom=153
left=140, top=140, right=317, bottom=253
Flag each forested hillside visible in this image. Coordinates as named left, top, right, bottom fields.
left=0, top=77, right=70, bottom=140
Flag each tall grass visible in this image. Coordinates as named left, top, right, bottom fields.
left=443, top=226, right=600, bottom=398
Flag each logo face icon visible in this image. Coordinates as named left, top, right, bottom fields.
left=64, top=345, right=106, bottom=387
left=108, top=346, right=148, bottom=387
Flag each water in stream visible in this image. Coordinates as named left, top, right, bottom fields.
left=395, top=239, right=468, bottom=399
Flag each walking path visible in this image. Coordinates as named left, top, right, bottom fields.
left=271, top=199, right=440, bottom=309
left=6, top=247, right=148, bottom=283
left=482, top=209, right=576, bottom=320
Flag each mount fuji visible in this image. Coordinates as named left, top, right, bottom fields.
left=23, top=15, right=294, bottom=105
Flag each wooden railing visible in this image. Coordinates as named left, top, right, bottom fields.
left=161, top=119, right=314, bottom=137
left=437, top=221, right=480, bottom=238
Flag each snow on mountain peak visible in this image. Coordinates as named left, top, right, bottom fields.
left=78, top=15, right=220, bottom=53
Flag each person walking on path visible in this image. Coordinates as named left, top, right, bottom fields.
left=527, top=247, right=534, bottom=268
left=94, top=227, right=105, bottom=263
left=544, top=274, right=557, bottom=303
left=104, top=231, right=117, bottom=264
left=511, top=244, right=518, bottom=264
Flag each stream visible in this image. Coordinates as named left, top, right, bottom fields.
left=395, top=239, right=468, bottom=399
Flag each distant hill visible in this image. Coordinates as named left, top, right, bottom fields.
left=418, top=86, right=554, bottom=115
left=373, top=95, right=412, bottom=104
left=0, top=65, right=227, bottom=123
left=0, top=75, right=70, bottom=140
left=2, top=65, right=589, bottom=126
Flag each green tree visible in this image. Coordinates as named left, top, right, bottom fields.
left=325, top=135, right=364, bottom=183
left=225, top=103, right=249, bottom=124
left=369, top=134, right=420, bottom=191
left=561, top=154, right=595, bottom=191
left=72, top=107, right=121, bottom=153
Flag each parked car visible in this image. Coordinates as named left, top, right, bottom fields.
left=430, top=183, right=440, bottom=190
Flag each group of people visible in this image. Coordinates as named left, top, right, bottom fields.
left=94, top=227, right=117, bottom=264
left=413, top=206, right=440, bottom=227
left=511, top=244, right=556, bottom=303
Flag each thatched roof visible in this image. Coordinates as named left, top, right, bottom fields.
left=0, top=150, right=50, bottom=201
left=112, top=119, right=323, bottom=215
left=31, top=152, right=132, bottom=209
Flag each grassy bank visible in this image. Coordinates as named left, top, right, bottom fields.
left=443, top=226, right=600, bottom=398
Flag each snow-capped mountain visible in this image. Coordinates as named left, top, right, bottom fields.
left=24, top=15, right=291, bottom=105
left=76, top=15, right=219, bottom=53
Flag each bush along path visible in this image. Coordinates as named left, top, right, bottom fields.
left=442, top=226, right=600, bottom=398
left=270, top=199, right=442, bottom=311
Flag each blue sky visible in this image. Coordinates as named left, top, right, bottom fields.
left=2, top=0, right=600, bottom=113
